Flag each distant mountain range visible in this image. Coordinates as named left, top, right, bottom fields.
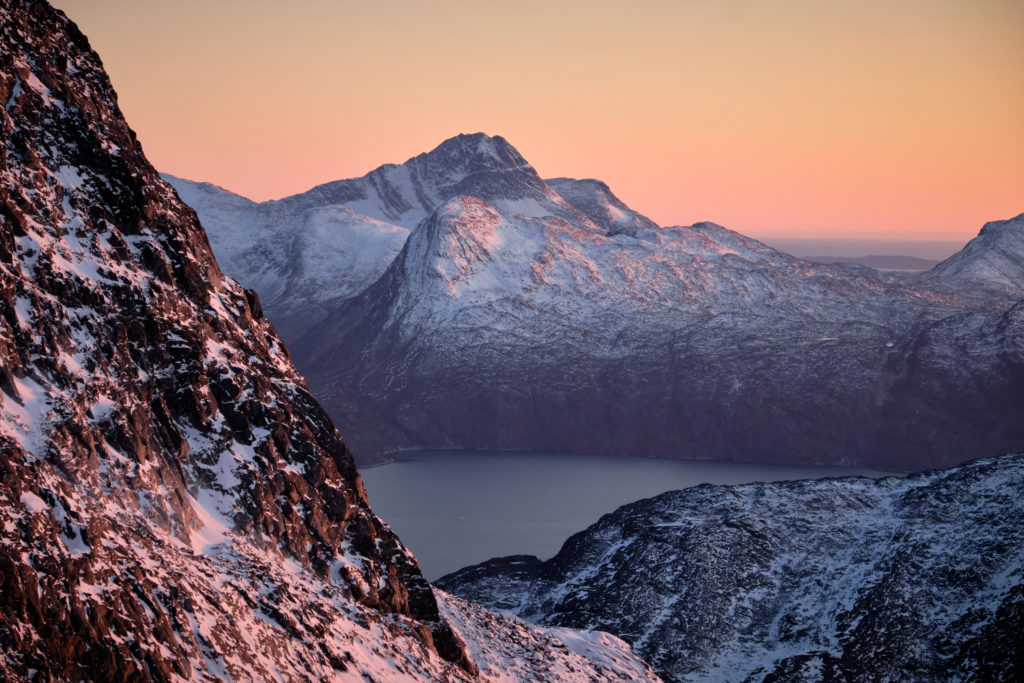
left=167, top=134, right=1024, bottom=472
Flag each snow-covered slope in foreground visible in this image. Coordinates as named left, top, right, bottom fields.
left=438, top=453, right=1024, bottom=682
left=0, top=3, right=657, bottom=680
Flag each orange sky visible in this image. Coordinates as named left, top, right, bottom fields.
left=52, top=0, right=1023, bottom=241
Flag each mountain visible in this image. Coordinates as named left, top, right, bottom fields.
left=437, top=453, right=1024, bottom=682
left=161, top=133, right=627, bottom=344
left=0, top=3, right=658, bottom=680
left=175, top=138, right=1024, bottom=470
left=291, top=190, right=1022, bottom=469
left=274, top=133, right=590, bottom=228
left=170, top=151, right=1024, bottom=474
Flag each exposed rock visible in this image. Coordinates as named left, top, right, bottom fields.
left=0, top=3, right=657, bottom=680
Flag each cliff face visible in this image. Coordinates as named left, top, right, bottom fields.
left=0, top=2, right=481, bottom=678
left=0, top=5, right=663, bottom=680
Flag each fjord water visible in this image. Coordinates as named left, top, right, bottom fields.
left=361, top=451, right=893, bottom=580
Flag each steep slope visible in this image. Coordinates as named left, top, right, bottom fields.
left=438, top=453, right=1024, bottom=682
left=0, top=3, right=658, bottom=681
left=294, top=185, right=1024, bottom=469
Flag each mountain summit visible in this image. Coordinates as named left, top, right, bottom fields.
left=929, top=212, right=1024, bottom=297
left=276, top=132, right=579, bottom=228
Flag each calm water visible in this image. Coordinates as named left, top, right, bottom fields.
left=360, top=451, right=893, bottom=580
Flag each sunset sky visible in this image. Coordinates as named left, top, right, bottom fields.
left=52, top=0, right=1023, bottom=243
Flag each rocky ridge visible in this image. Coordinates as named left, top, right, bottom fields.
left=437, top=453, right=1024, bottom=682
left=0, top=3, right=657, bottom=680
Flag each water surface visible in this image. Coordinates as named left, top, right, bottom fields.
left=361, top=450, right=892, bottom=580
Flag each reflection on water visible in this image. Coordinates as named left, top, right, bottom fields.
left=360, top=450, right=894, bottom=581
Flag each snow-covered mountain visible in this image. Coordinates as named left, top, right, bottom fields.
left=0, top=3, right=659, bottom=680
left=296, top=199, right=1022, bottom=469
left=173, top=137, right=1024, bottom=470
left=169, top=139, right=1024, bottom=475
left=162, top=133, right=645, bottom=344
left=438, top=453, right=1024, bottom=682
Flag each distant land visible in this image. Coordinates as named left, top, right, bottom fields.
left=802, top=254, right=941, bottom=272
left=759, top=237, right=964, bottom=260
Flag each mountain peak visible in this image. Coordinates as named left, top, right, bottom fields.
left=404, top=132, right=540, bottom=196
left=978, top=211, right=1024, bottom=238
left=421, top=132, right=525, bottom=170
left=279, top=132, right=554, bottom=227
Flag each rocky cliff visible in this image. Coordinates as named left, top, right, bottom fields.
left=172, top=136, right=1024, bottom=470
left=0, top=3, right=657, bottom=680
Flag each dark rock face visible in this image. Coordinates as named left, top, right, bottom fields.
left=437, top=454, right=1024, bottom=682
left=0, top=2, right=477, bottom=678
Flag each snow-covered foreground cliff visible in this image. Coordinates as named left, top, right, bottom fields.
left=0, top=3, right=657, bottom=680
left=438, top=453, right=1024, bottom=682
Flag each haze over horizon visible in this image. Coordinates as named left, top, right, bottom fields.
left=52, top=0, right=1023, bottom=243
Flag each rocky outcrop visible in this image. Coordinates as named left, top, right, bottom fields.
left=0, top=3, right=657, bottom=680
left=546, top=177, right=658, bottom=236
left=438, top=454, right=1024, bottom=682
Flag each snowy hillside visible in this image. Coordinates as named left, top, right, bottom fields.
left=438, top=453, right=1024, bottom=682
left=163, top=174, right=410, bottom=341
